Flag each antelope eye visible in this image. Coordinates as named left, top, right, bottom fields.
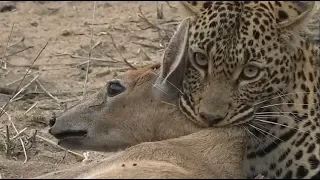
left=107, top=80, right=126, bottom=97
left=195, top=52, right=208, bottom=67
left=240, top=65, right=261, bottom=80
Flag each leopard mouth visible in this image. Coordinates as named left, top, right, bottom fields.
left=54, top=130, right=88, bottom=140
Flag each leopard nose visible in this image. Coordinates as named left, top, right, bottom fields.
left=200, top=112, right=226, bottom=126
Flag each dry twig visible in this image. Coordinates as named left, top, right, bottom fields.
left=1, top=108, right=28, bottom=163
left=165, top=1, right=177, bottom=9
left=0, top=41, right=48, bottom=118
left=141, top=49, right=152, bottom=61
left=36, top=134, right=84, bottom=159
left=5, top=73, right=34, bottom=86
left=54, top=53, right=119, bottom=63
left=108, top=32, right=137, bottom=70
left=0, top=42, right=48, bottom=162
left=138, top=6, right=171, bottom=32
left=137, top=6, right=172, bottom=44
left=36, top=79, right=61, bottom=104
left=8, top=37, right=25, bottom=48
left=83, top=1, right=97, bottom=100
left=24, top=102, right=38, bottom=115
left=54, top=150, right=67, bottom=171
left=158, top=19, right=180, bottom=26
left=10, top=127, right=27, bottom=140
left=92, top=40, right=102, bottom=49
left=6, top=125, right=11, bottom=158
left=84, top=22, right=108, bottom=26
left=132, top=41, right=162, bottom=50
left=1, top=23, right=14, bottom=69
left=21, top=88, right=100, bottom=98
left=19, top=134, right=28, bottom=163
left=138, top=6, right=160, bottom=30
left=156, top=2, right=163, bottom=19
left=30, top=130, right=37, bottom=145
left=4, top=46, right=34, bottom=58
left=10, top=74, right=40, bottom=102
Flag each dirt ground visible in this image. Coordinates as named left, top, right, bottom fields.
left=0, top=1, right=319, bottom=179
left=0, top=1, right=183, bottom=178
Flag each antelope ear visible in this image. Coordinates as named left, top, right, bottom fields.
left=152, top=18, right=190, bottom=102
left=277, top=1, right=316, bottom=29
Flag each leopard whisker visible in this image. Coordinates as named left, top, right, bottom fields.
left=254, top=118, right=320, bottom=142
left=254, top=91, right=316, bottom=106
left=259, top=102, right=317, bottom=109
left=160, top=101, right=177, bottom=107
left=241, top=125, right=259, bottom=158
left=249, top=127, right=280, bottom=148
left=246, top=124, right=280, bottom=148
left=243, top=125, right=267, bottom=155
left=255, top=114, right=306, bottom=119
left=276, top=90, right=303, bottom=123
left=248, top=122, right=284, bottom=142
left=152, top=83, right=171, bottom=96
left=256, top=95, right=304, bottom=123
left=255, top=112, right=306, bottom=116
left=150, top=70, right=185, bottom=96
left=254, top=118, right=307, bottom=134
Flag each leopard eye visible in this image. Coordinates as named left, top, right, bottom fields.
left=240, top=65, right=260, bottom=80
left=195, top=52, right=208, bottom=67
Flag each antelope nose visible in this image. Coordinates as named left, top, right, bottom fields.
left=200, top=112, right=226, bottom=125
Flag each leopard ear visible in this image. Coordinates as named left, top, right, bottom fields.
left=270, top=1, right=317, bottom=49
left=276, top=1, right=316, bottom=29
left=152, top=18, right=190, bottom=102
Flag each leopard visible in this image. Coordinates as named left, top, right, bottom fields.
left=152, top=1, right=320, bottom=179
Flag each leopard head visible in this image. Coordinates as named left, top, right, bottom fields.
left=153, top=1, right=317, bottom=127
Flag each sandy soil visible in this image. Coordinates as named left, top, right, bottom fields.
left=0, top=1, right=182, bottom=178
left=0, top=1, right=319, bottom=179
